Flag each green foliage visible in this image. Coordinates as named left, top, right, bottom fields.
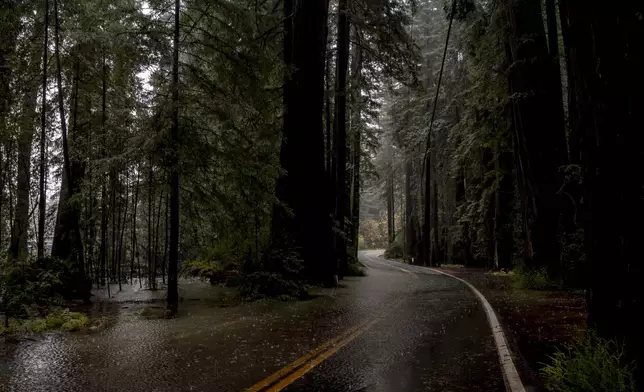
left=358, top=235, right=366, bottom=250
left=541, top=331, right=636, bottom=392
left=345, top=262, right=366, bottom=277
left=0, top=256, right=71, bottom=320
left=384, top=240, right=404, bottom=259
left=181, top=259, right=224, bottom=280
left=0, top=309, right=91, bottom=335
left=559, top=229, right=587, bottom=288
left=513, top=268, right=553, bottom=290
left=239, top=247, right=307, bottom=300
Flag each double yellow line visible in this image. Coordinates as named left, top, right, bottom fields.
left=246, top=316, right=378, bottom=392
left=246, top=266, right=415, bottom=392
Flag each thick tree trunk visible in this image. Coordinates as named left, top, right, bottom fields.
left=272, top=0, right=334, bottom=284
left=348, top=31, right=362, bottom=264
left=494, top=145, right=515, bottom=270
left=167, top=0, right=180, bottom=314
left=503, top=0, right=567, bottom=276
left=325, top=38, right=333, bottom=176
left=334, top=0, right=349, bottom=278
left=52, top=1, right=88, bottom=299
left=561, top=0, right=644, bottom=386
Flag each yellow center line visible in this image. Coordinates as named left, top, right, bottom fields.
left=246, top=297, right=407, bottom=392
left=266, top=318, right=380, bottom=391
left=245, top=321, right=366, bottom=392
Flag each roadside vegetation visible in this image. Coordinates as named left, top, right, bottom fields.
left=541, top=331, right=636, bottom=392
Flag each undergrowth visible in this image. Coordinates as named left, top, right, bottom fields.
left=0, top=309, right=93, bottom=335
left=345, top=262, right=366, bottom=277
left=541, top=331, right=636, bottom=392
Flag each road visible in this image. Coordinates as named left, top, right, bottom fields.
left=0, top=251, right=506, bottom=392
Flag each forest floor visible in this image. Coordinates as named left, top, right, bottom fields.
left=430, top=265, right=587, bottom=389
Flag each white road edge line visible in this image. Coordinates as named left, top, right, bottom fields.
left=426, top=267, right=526, bottom=392
left=362, top=251, right=525, bottom=391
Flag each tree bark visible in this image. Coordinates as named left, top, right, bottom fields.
left=334, top=0, right=349, bottom=277
left=503, top=0, right=567, bottom=276
left=271, top=0, right=334, bottom=284
left=561, top=0, right=644, bottom=385
left=167, top=0, right=180, bottom=314
left=147, top=159, right=154, bottom=288
left=99, top=49, right=107, bottom=287
left=38, top=0, right=49, bottom=259
left=11, top=16, right=43, bottom=261
left=0, top=2, right=19, bottom=252
left=51, top=0, right=88, bottom=299
left=131, top=167, right=140, bottom=285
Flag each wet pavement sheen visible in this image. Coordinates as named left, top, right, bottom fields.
left=0, top=251, right=505, bottom=392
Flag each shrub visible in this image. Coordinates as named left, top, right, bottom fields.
left=181, top=259, right=226, bottom=283
left=0, top=257, right=73, bottom=323
left=541, top=331, right=636, bottom=392
left=514, top=267, right=557, bottom=290
left=357, top=235, right=366, bottom=250
left=384, top=241, right=404, bottom=259
left=344, top=262, right=366, bottom=277
left=0, top=309, right=91, bottom=335
left=239, top=246, right=307, bottom=300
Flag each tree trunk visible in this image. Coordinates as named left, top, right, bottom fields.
left=153, top=190, right=163, bottom=287
left=0, top=2, right=19, bottom=252
left=271, top=0, right=334, bottom=285
left=99, top=49, right=107, bottom=287
left=147, top=160, right=154, bottom=288
left=131, top=167, right=140, bottom=285
left=52, top=0, right=88, bottom=300
left=503, top=0, right=567, bottom=276
left=162, top=194, right=168, bottom=284
left=167, top=0, right=181, bottom=314
left=38, top=0, right=49, bottom=259
left=118, top=171, right=128, bottom=291
left=348, top=29, right=362, bottom=264
left=494, top=143, right=515, bottom=270
left=334, top=0, right=349, bottom=277
left=132, top=167, right=141, bottom=287
left=11, top=17, right=43, bottom=261
left=561, top=0, right=644, bottom=386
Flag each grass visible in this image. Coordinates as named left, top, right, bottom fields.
left=487, top=268, right=560, bottom=290
left=541, top=331, right=636, bottom=392
left=440, top=263, right=464, bottom=268
left=0, top=309, right=94, bottom=336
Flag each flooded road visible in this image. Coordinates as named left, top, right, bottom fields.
left=0, top=251, right=505, bottom=392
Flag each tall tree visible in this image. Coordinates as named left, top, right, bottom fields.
left=38, top=0, right=50, bottom=259
left=503, top=0, right=567, bottom=275
left=11, top=13, right=43, bottom=261
left=334, top=0, right=350, bottom=277
left=271, top=0, right=334, bottom=284
left=0, top=2, right=20, bottom=250
left=51, top=0, right=88, bottom=299
left=561, top=0, right=644, bottom=384
left=167, top=0, right=180, bottom=314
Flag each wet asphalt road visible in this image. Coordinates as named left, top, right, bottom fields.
left=0, top=251, right=505, bottom=392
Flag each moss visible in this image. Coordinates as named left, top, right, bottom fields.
left=0, top=309, right=91, bottom=336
